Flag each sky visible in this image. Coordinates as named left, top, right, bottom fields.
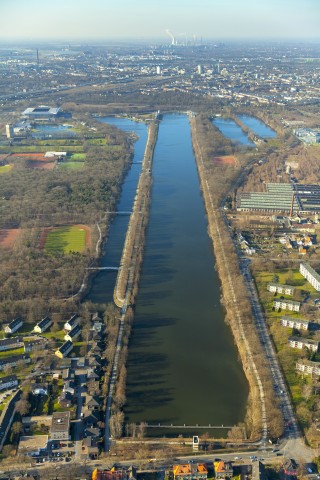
left=0, top=0, right=319, bottom=42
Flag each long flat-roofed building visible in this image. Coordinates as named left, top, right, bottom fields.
left=300, top=262, right=320, bottom=291
left=296, top=360, right=320, bottom=376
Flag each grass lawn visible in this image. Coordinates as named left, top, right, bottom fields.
left=70, top=153, right=86, bottom=161
left=45, top=226, right=88, bottom=254
left=0, top=347, right=24, bottom=358
left=59, top=162, right=85, bottom=170
left=0, top=165, right=12, bottom=174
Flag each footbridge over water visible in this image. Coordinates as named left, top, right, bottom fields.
left=86, top=266, right=119, bottom=271
left=145, top=423, right=232, bottom=429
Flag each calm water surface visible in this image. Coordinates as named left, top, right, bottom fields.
left=124, top=114, right=248, bottom=429
left=87, top=117, right=148, bottom=303
left=238, top=115, right=276, bottom=139
left=212, top=117, right=255, bottom=146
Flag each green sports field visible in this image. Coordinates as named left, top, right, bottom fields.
left=44, top=225, right=89, bottom=254
left=0, top=165, right=12, bottom=174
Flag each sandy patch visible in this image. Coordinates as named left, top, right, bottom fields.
left=213, top=155, right=237, bottom=166
left=0, top=229, right=21, bottom=249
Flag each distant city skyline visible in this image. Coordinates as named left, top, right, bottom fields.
left=0, top=0, right=319, bottom=41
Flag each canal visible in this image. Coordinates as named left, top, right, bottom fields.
left=123, top=113, right=248, bottom=431
left=87, top=117, right=148, bottom=304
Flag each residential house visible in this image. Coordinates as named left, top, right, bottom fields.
left=280, top=316, right=310, bottom=331
left=173, top=463, right=208, bottom=480
left=55, top=341, right=73, bottom=359
left=0, top=337, right=24, bottom=352
left=214, top=461, right=233, bottom=479
left=288, top=336, right=319, bottom=352
left=64, top=324, right=81, bottom=342
left=0, top=354, right=31, bottom=371
left=82, top=435, right=99, bottom=459
left=34, top=316, right=52, bottom=333
left=83, top=394, right=100, bottom=410
left=296, top=360, right=320, bottom=376
left=0, top=375, right=18, bottom=391
left=50, top=412, right=70, bottom=441
left=300, top=263, right=320, bottom=291
left=267, top=283, right=294, bottom=296
left=64, top=314, right=80, bottom=332
left=4, top=317, right=23, bottom=334
left=273, top=299, right=300, bottom=312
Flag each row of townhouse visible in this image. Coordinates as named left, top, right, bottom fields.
left=267, top=283, right=294, bottom=296
left=0, top=337, right=24, bottom=352
left=280, top=315, right=320, bottom=331
left=0, top=375, right=18, bottom=391
left=0, top=354, right=31, bottom=371
left=288, top=336, right=319, bottom=352
left=273, top=299, right=300, bottom=312
left=296, top=360, right=320, bottom=376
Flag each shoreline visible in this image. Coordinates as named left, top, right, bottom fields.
left=190, top=114, right=269, bottom=440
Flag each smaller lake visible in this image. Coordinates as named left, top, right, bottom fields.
left=212, top=118, right=255, bottom=146
left=238, top=115, right=276, bottom=139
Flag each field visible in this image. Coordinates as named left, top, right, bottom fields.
left=0, top=165, right=12, bottom=173
left=41, top=225, right=91, bottom=254
left=213, top=155, right=237, bottom=166
left=0, top=228, right=21, bottom=248
left=59, top=162, right=84, bottom=170
left=70, top=153, right=86, bottom=161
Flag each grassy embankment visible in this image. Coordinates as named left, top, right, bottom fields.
left=190, top=113, right=283, bottom=440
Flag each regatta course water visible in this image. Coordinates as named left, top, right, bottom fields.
left=122, top=114, right=248, bottom=431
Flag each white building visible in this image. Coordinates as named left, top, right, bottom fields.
left=34, top=316, right=52, bottom=333
left=280, top=316, right=310, bottom=331
left=267, top=283, right=294, bottom=295
left=300, top=263, right=320, bottom=291
left=296, top=360, right=320, bottom=376
left=288, top=336, right=319, bottom=352
left=64, top=314, right=80, bottom=332
left=273, top=299, right=300, bottom=312
left=4, top=317, right=23, bottom=334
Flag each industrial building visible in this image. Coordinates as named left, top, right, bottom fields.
left=237, top=183, right=320, bottom=214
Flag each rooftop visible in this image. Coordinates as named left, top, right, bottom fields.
left=51, top=411, right=70, bottom=433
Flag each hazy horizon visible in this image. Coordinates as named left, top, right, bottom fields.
left=0, top=0, right=319, bottom=42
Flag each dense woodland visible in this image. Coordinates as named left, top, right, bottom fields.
left=0, top=122, right=134, bottom=322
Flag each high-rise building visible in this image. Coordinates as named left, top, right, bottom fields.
left=5, top=124, right=14, bottom=139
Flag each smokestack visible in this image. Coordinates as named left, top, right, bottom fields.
left=36, top=49, right=39, bottom=66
